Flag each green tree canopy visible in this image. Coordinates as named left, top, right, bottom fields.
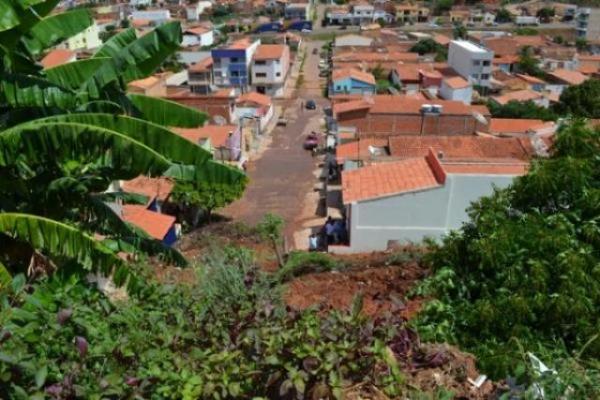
left=488, top=100, right=557, bottom=121
left=555, top=78, right=600, bottom=118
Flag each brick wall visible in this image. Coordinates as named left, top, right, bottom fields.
left=166, top=95, right=233, bottom=123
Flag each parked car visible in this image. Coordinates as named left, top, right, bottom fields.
left=303, top=132, right=319, bottom=150
left=305, top=100, right=316, bottom=110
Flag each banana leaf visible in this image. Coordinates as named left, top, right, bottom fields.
left=0, top=261, right=11, bottom=292
left=0, top=212, right=123, bottom=276
left=93, top=28, right=137, bottom=59
left=127, top=94, right=208, bottom=128
left=21, top=8, right=93, bottom=55
left=30, top=113, right=212, bottom=165
left=0, top=73, right=77, bottom=109
left=0, top=122, right=172, bottom=179
left=45, top=57, right=111, bottom=90
left=0, top=1, right=20, bottom=33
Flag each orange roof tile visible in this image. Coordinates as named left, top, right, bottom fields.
left=131, top=18, right=152, bottom=28
left=336, top=138, right=388, bottom=163
left=254, top=44, right=287, bottom=60
left=433, top=34, right=451, bottom=46
left=492, top=55, right=520, bottom=65
left=40, top=49, right=75, bottom=69
left=185, top=26, right=210, bottom=35
left=332, top=68, right=376, bottom=85
left=512, top=35, right=546, bottom=48
left=578, top=65, right=598, bottom=75
left=173, top=124, right=237, bottom=148
left=342, top=156, right=442, bottom=203
left=333, top=95, right=486, bottom=116
left=121, top=205, right=175, bottom=240
left=128, top=76, right=161, bottom=90
left=515, top=73, right=546, bottom=84
left=442, top=163, right=528, bottom=175
left=388, top=136, right=534, bottom=161
left=548, top=69, right=588, bottom=85
left=227, top=38, right=252, bottom=50
left=443, top=76, right=470, bottom=89
left=484, top=37, right=519, bottom=57
left=188, top=56, right=213, bottom=72
left=578, top=54, right=600, bottom=62
left=121, top=176, right=174, bottom=202
left=491, top=89, right=543, bottom=105
left=489, top=118, right=548, bottom=135
left=236, top=91, right=272, bottom=107
left=394, top=63, right=435, bottom=82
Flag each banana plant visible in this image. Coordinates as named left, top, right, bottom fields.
left=0, top=2, right=247, bottom=285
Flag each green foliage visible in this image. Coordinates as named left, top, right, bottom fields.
left=516, top=46, right=544, bottom=78
left=554, top=79, right=600, bottom=118
left=495, top=8, right=513, bottom=23
left=410, top=39, right=447, bottom=61
left=414, top=120, right=600, bottom=387
left=0, top=249, right=414, bottom=399
left=434, top=0, right=453, bottom=15
left=452, top=24, right=467, bottom=40
left=256, top=213, right=284, bottom=244
left=277, top=251, right=341, bottom=282
left=514, top=27, right=539, bottom=35
left=576, top=37, right=589, bottom=51
left=536, top=7, right=555, bottom=23
left=171, top=179, right=246, bottom=222
left=488, top=99, right=558, bottom=121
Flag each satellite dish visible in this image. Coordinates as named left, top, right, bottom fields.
left=213, top=115, right=227, bottom=126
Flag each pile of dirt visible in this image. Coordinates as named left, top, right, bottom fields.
left=284, top=263, right=427, bottom=318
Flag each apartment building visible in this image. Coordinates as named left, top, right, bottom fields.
left=448, top=40, right=494, bottom=88
left=576, top=8, right=600, bottom=41
left=251, top=44, right=290, bottom=98
left=182, top=27, right=214, bottom=48
left=211, top=39, right=261, bottom=91
left=285, top=3, right=311, bottom=20
left=62, top=21, right=102, bottom=51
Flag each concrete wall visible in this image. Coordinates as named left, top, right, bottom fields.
left=343, top=173, right=515, bottom=252
left=331, top=77, right=376, bottom=95
left=448, top=41, right=493, bottom=87
left=439, top=83, right=473, bottom=105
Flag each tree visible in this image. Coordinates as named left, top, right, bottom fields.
left=434, top=0, right=453, bottom=15
left=369, top=64, right=386, bottom=81
left=576, top=37, right=589, bottom=51
left=487, top=100, right=557, bottom=121
left=495, top=8, right=513, bottom=23
left=257, top=213, right=285, bottom=268
left=555, top=79, right=600, bottom=118
left=410, top=39, right=447, bottom=61
left=171, top=180, right=246, bottom=225
left=453, top=23, right=467, bottom=40
left=0, top=2, right=246, bottom=285
left=536, top=7, right=555, bottom=23
left=516, top=46, right=544, bottom=78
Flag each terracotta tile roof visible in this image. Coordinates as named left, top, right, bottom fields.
left=332, top=99, right=372, bottom=114
left=333, top=95, right=487, bottom=116
left=491, top=89, right=543, bottom=105
left=442, top=163, right=528, bottom=175
left=236, top=91, right=272, bottom=107
left=128, top=75, right=161, bottom=90
left=335, top=138, right=388, bottom=163
left=173, top=124, right=237, bottom=148
left=131, top=18, right=152, bottom=28
left=433, top=34, right=451, bottom=46
left=483, top=37, right=519, bottom=56
left=578, top=54, right=600, bottom=62
left=394, top=63, right=435, bottom=82
left=227, top=38, right=252, bottom=50
left=512, top=35, right=546, bottom=48
left=342, top=155, right=442, bottom=203
left=121, top=176, right=174, bottom=202
left=578, top=65, right=598, bottom=75
left=188, top=56, right=213, bottom=72
left=388, top=136, right=534, bottom=161
left=515, top=73, right=546, bottom=84
left=185, top=26, right=211, bottom=35
left=121, top=205, right=175, bottom=241
left=254, top=44, right=287, bottom=60
left=332, top=68, right=376, bottom=85
left=443, top=76, right=470, bottom=89
left=489, top=118, right=548, bottom=135
left=40, top=49, right=75, bottom=69
left=492, top=55, right=519, bottom=65
left=333, top=51, right=419, bottom=63
left=547, top=69, right=588, bottom=85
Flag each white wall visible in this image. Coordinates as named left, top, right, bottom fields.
left=440, top=83, right=473, bottom=104
left=131, top=10, right=171, bottom=23
left=448, top=41, right=494, bottom=87
left=64, top=21, right=102, bottom=50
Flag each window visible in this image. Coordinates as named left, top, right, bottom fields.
left=482, top=60, right=491, bottom=66
left=471, top=73, right=479, bottom=79
left=472, top=60, right=481, bottom=66
left=336, top=86, right=342, bottom=90
left=276, top=72, right=281, bottom=77
left=230, top=57, right=239, bottom=63
left=481, top=74, right=490, bottom=80
left=255, top=60, right=266, bottom=66
left=255, top=72, right=267, bottom=78
left=231, top=71, right=239, bottom=77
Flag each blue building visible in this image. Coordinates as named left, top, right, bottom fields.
left=211, top=38, right=261, bottom=90
left=330, top=68, right=376, bottom=95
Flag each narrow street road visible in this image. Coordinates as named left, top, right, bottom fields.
left=222, top=41, right=327, bottom=242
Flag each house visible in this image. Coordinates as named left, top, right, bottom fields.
left=448, top=40, right=494, bottom=88
left=492, top=55, right=519, bottom=74
left=251, top=44, right=290, bottom=98
left=186, top=1, right=212, bottom=20
left=577, top=54, right=600, bottom=71
left=182, top=27, right=214, bottom=48
left=335, top=138, right=388, bottom=168
left=121, top=176, right=174, bottom=212
left=130, top=9, right=171, bottom=25
left=390, top=64, right=443, bottom=95
left=351, top=3, right=375, bottom=25
left=174, top=124, right=242, bottom=161
left=334, top=34, right=373, bottom=47
left=63, top=21, right=102, bottom=51
left=333, top=51, right=420, bottom=73
left=285, top=3, right=311, bottom=20
left=188, top=57, right=214, bottom=94
left=234, top=91, right=274, bottom=130
left=211, top=38, right=261, bottom=90
left=546, top=69, right=588, bottom=95
left=40, top=49, right=76, bottom=69
left=330, top=68, right=376, bottom=95
left=128, top=75, right=166, bottom=97
left=335, top=149, right=527, bottom=252
left=166, top=88, right=235, bottom=124
left=515, top=74, right=547, bottom=92
left=489, top=118, right=555, bottom=137
left=576, top=7, right=600, bottom=41
left=395, top=4, right=429, bottom=23
left=332, top=95, right=490, bottom=137
left=439, top=76, right=473, bottom=104
left=490, top=89, right=549, bottom=108
left=121, top=204, right=178, bottom=246
left=449, top=7, right=470, bottom=24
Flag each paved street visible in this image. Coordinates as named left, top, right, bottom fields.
left=222, top=41, right=327, bottom=242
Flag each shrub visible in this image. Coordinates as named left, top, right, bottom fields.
left=277, top=251, right=341, bottom=282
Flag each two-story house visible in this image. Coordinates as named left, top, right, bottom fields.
left=251, top=44, right=290, bottom=98
left=448, top=40, right=494, bottom=88
left=211, top=38, right=261, bottom=91
left=285, top=3, right=311, bottom=20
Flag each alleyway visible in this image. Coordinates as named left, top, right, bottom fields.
left=221, top=40, right=327, bottom=241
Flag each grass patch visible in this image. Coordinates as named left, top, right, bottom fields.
left=277, top=251, right=342, bottom=282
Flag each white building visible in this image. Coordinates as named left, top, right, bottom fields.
left=334, top=34, right=373, bottom=47
left=439, top=76, right=473, bottom=105
left=576, top=7, right=600, bottom=41
left=182, top=27, right=214, bottom=48
left=251, top=44, right=290, bottom=98
left=130, top=9, right=171, bottom=25
left=186, top=1, right=212, bottom=21
left=129, top=0, right=152, bottom=6
left=447, top=40, right=494, bottom=88
left=285, top=3, right=311, bottom=20
left=63, top=21, right=102, bottom=51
